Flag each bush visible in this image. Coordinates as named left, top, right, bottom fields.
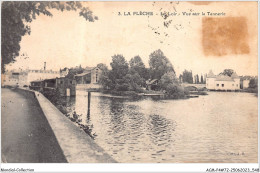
left=244, top=87, right=258, bottom=93
left=165, top=84, right=185, bottom=99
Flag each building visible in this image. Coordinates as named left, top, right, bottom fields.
left=26, top=69, right=60, bottom=85
left=74, top=66, right=102, bottom=91
left=2, top=70, right=28, bottom=87
left=146, top=79, right=159, bottom=90
left=60, top=68, right=69, bottom=77
left=30, top=77, right=76, bottom=96
left=2, top=62, right=60, bottom=87
left=206, top=70, right=240, bottom=91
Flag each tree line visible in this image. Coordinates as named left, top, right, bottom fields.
left=98, top=49, right=185, bottom=98
left=179, top=70, right=206, bottom=84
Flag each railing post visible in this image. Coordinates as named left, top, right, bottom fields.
left=87, top=91, right=91, bottom=116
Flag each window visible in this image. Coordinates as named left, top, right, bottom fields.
left=222, top=84, right=224, bottom=87
left=232, top=84, right=234, bottom=86
left=216, top=84, right=219, bottom=87
left=236, top=84, right=238, bottom=87
left=60, top=81, right=63, bottom=84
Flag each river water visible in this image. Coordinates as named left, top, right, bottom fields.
left=56, top=91, right=258, bottom=163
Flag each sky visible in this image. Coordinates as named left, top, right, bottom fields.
left=6, top=1, right=258, bottom=77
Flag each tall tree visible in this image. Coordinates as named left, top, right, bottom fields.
left=149, top=49, right=175, bottom=80
left=97, top=63, right=108, bottom=72
left=179, top=74, right=183, bottom=83
left=182, top=70, right=193, bottom=84
left=1, top=1, right=98, bottom=72
left=219, top=69, right=234, bottom=77
left=129, top=55, right=148, bottom=80
left=196, top=74, right=200, bottom=84
left=249, top=78, right=258, bottom=88
left=200, top=74, right=204, bottom=84
left=160, top=72, right=178, bottom=90
left=110, top=54, right=129, bottom=80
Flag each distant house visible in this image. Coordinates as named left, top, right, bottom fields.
left=30, top=77, right=76, bottom=96
left=2, top=67, right=60, bottom=87
left=206, top=70, right=240, bottom=91
left=74, top=66, right=102, bottom=84
left=60, top=68, right=69, bottom=77
left=74, top=66, right=102, bottom=91
left=146, top=79, right=159, bottom=90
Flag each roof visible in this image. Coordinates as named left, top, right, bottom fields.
left=85, top=67, right=95, bottom=71
left=74, top=71, right=91, bottom=77
left=207, top=70, right=216, bottom=78
left=231, top=72, right=239, bottom=78
left=44, top=78, right=57, bottom=81
left=215, top=75, right=234, bottom=81
left=146, top=79, right=158, bottom=85
left=30, top=80, right=43, bottom=83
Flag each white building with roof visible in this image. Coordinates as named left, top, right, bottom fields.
left=2, top=69, right=60, bottom=87
left=206, top=70, right=240, bottom=91
left=74, top=66, right=102, bottom=91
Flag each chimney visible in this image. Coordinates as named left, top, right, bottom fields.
left=44, top=62, right=46, bottom=71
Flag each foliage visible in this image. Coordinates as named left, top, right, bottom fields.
left=1, top=1, right=98, bottom=72
left=149, top=49, right=175, bottom=80
left=110, top=54, right=129, bottom=80
left=200, top=75, right=204, bottom=84
left=249, top=78, right=258, bottom=88
left=159, top=72, right=184, bottom=98
left=65, top=66, right=84, bottom=80
left=129, top=55, right=149, bottom=80
left=97, top=63, right=108, bottom=72
left=194, top=74, right=200, bottom=84
left=100, top=54, right=147, bottom=93
left=219, top=69, right=234, bottom=77
left=182, top=70, right=193, bottom=83
left=124, top=71, right=144, bottom=91
left=165, top=84, right=185, bottom=99
left=160, top=72, right=177, bottom=90
left=99, top=51, right=186, bottom=99
left=99, top=71, right=114, bottom=89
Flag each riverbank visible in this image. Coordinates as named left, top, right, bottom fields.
left=13, top=87, right=117, bottom=163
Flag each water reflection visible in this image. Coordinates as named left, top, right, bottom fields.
left=53, top=91, right=258, bottom=163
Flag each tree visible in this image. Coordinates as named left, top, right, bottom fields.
left=99, top=71, right=114, bottom=90
left=129, top=55, right=149, bottom=80
left=149, top=49, right=175, bottom=80
left=159, top=72, right=184, bottom=98
left=97, top=63, right=108, bottom=72
left=110, top=54, right=129, bottom=80
left=182, top=70, right=193, bottom=84
left=124, top=71, right=144, bottom=91
left=160, top=72, right=179, bottom=90
left=249, top=78, right=258, bottom=88
left=1, top=1, right=98, bottom=72
left=219, top=69, right=234, bottom=77
left=179, top=74, right=183, bottom=83
left=100, top=54, right=129, bottom=91
left=66, top=66, right=84, bottom=80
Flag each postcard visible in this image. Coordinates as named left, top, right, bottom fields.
left=1, top=1, right=258, bottom=172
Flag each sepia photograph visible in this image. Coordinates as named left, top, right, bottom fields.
left=1, top=0, right=259, bottom=171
